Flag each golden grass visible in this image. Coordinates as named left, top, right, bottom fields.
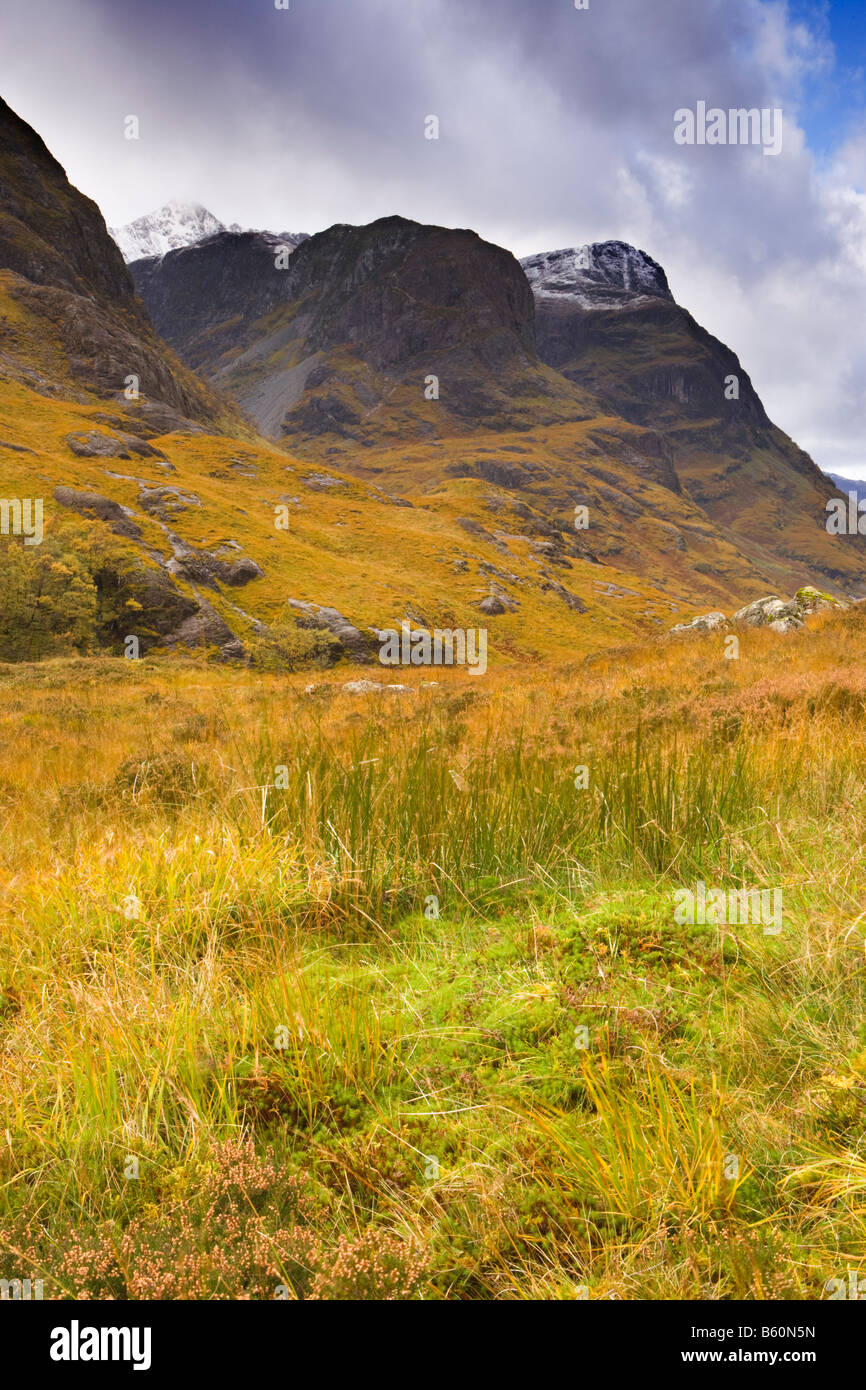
left=0, top=608, right=865, bottom=1298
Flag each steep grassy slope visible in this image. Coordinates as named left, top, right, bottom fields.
left=9, top=369, right=866, bottom=668
left=0, top=96, right=243, bottom=432
left=0, top=376, right=698, bottom=661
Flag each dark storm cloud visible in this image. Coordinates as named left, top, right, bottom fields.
left=1, top=0, right=864, bottom=471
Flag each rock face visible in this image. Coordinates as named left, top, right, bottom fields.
left=53, top=487, right=144, bottom=543
left=131, top=215, right=587, bottom=443
left=66, top=431, right=167, bottom=460
left=0, top=96, right=139, bottom=305
left=51, top=484, right=256, bottom=655
left=522, top=239, right=766, bottom=430
left=287, top=600, right=375, bottom=662
left=0, top=97, right=236, bottom=428
left=162, top=602, right=245, bottom=660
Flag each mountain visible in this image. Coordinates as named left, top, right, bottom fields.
left=521, top=240, right=866, bottom=593
left=0, top=97, right=241, bottom=431
left=522, top=242, right=674, bottom=310
left=130, top=216, right=598, bottom=443
left=110, top=201, right=226, bottom=262
left=521, top=241, right=766, bottom=432
left=3, top=93, right=866, bottom=671
left=110, top=200, right=309, bottom=263
left=0, top=99, right=694, bottom=667
left=129, top=216, right=866, bottom=599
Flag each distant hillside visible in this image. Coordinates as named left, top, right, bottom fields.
left=828, top=473, right=866, bottom=500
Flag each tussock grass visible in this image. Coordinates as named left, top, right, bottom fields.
left=1, top=609, right=866, bottom=1298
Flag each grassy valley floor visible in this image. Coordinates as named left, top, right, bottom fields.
left=1, top=608, right=866, bottom=1299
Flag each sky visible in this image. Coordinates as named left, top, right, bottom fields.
left=1, top=0, right=865, bottom=475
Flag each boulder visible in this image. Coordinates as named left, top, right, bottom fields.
left=223, top=556, right=265, bottom=587
left=479, top=595, right=509, bottom=616
left=66, top=430, right=167, bottom=460
left=343, top=680, right=411, bottom=694
left=670, top=585, right=849, bottom=638
left=792, top=586, right=847, bottom=616
left=288, top=600, right=374, bottom=662
left=670, top=611, right=729, bottom=634
left=733, top=587, right=848, bottom=631
left=138, top=486, right=201, bottom=519
left=732, top=597, right=788, bottom=627
left=53, top=486, right=143, bottom=542
left=303, top=473, right=347, bottom=491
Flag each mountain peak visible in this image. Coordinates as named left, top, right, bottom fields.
left=521, top=241, right=673, bottom=309
left=110, top=200, right=310, bottom=264
left=110, top=201, right=226, bottom=262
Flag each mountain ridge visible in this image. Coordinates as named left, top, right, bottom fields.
left=110, top=199, right=308, bottom=263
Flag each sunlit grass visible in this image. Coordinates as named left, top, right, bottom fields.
left=1, top=608, right=866, bottom=1297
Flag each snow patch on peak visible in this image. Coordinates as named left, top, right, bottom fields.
left=110, top=202, right=226, bottom=262
left=521, top=241, right=673, bottom=310
left=110, top=202, right=309, bottom=263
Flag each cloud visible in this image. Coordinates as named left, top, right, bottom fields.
left=1, top=0, right=864, bottom=472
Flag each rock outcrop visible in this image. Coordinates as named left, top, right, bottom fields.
left=671, top=587, right=846, bottom=637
